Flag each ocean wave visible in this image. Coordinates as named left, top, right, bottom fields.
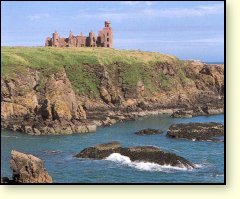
left=105, top=153, right=192, bottom=172
left=211, top=174, right=224, bottom=178
left=194, top=163, right=203, bottom=168
left=216, top=174, right=224, bottom=177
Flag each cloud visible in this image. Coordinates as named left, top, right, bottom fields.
left=27, top=13, right=50, bottom=21
left=121, top=1, right=153, bottom=6
left=142, top=3, right=224, bottom=18
left=121, top=1, right=140, bottom=5
left=74, top=3, right=224, bottom=22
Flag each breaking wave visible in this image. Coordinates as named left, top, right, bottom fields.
left=105, top=153, right=192, bottom=172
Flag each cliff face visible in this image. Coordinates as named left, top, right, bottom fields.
left=1, top=47, right=224, bottom=134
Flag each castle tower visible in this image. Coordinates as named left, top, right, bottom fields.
left=89, top=31, right=96, bottom=47
left=52, top=31, right=59, bottom=47
left=69, top=30, right=73, bottom=38
left=105, top=21, right=111, bottom=27
left=103, top=21, right=113, bottom=48
left=68, top=30, right=73, bottom=47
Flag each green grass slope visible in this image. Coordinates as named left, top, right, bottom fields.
left=1, top=47, right=187, bottom=98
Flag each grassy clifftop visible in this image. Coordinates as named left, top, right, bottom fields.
left=1, top=47, right=186, bottom=97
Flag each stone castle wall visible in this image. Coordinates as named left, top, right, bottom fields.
left=45, top=21, right=113, bottom=48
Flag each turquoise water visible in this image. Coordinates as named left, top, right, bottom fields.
left=1, top=114, right=224, bottom=183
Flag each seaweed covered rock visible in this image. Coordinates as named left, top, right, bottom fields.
left=134, top=128, right=163, bottom=135
left=167, top=122, right=224, bottom=141
left=75, top=141, right=121, bottom=159
left=120, top=146, right=194, bottom=169
left=75, top=142, right=195, bottom=169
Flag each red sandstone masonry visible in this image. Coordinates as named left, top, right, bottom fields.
left=45, top=21, right=113, bottom=48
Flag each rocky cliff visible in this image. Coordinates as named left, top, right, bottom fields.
left=1, top=47, right=224, bottom=134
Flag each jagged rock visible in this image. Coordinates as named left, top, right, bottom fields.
left=75, top=142, right=195, bottom=169
left=122, top=99, right=136, bottom=107
left=134, top=128, right=163, bottom=135
left=44, top=71, right=85, bottom=122
left=120, top=146, right=194, bottom=169
left=1, top=102, right=29, bottom=119
left=100, top=87, right=111, bottom=103
left=87, top=124, right=97, bottom=132
left=167, top=122, right=224, bottom=141
left=75, top=125, right=88, bottom=133
left=171, top=109, right=193, bottom=118
left=201, top=105, right=224, bottom=115
left=52, top=99, right=72, bottom=121
left=2, top=150, right=52, bottom=183
left=75, top=141, right=121, bottom=159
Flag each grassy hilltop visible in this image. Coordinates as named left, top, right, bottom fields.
left=1, top=47, right=189, bottom=98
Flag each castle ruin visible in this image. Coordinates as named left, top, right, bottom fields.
left=45, top=21, right=113, bottom=48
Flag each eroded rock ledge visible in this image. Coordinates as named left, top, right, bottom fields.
left=1, top=150, right=52, bottom=183
left=75, top=142, right=195, bottom=169
left=167, top=122, right=224, bottom=141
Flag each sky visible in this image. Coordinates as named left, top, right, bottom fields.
left=1, top=1, right=224, bottom=62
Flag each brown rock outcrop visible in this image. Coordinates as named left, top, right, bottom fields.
left=2, top=150, right=52, bottom=183
left=1, top=70, right=90, bottom=135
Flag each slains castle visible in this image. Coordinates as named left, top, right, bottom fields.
left=45, top=21, right=113, bottom=48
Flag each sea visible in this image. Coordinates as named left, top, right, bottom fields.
left=1, top=114, right=224, bottom=183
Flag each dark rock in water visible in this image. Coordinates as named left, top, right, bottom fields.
left=75, top=141, right=121, bottom=159
left=2, top=150, right=52, bottom=183
left=1, top=177, right=12, bottom=183
left=171, top=110, right=193, bottom=118
left=120, top=146, right=194, bottom=169
left=134, top=128, right=163, bottom=135
left=75, top=142, right=195, bottom=169
left=167, top=122, right=224, bottom=141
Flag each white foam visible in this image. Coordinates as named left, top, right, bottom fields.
left=194, top=163, right=203, bottom=168
left=105, top=153, right=192, bottom=172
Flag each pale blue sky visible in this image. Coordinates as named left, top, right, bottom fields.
left=1, top=1, right=224, bottom=62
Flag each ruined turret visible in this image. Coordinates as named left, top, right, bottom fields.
left=68, top=30, right=73, bottom=47
left=98, top=21, right=113, bottom=48
left=52, top=31, right=59, bottom=47
left=105, top=21, right=111, bottom=27
left=45, top=21, right=113, bottom=48
left=88, top=31, right=96, bottom=47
